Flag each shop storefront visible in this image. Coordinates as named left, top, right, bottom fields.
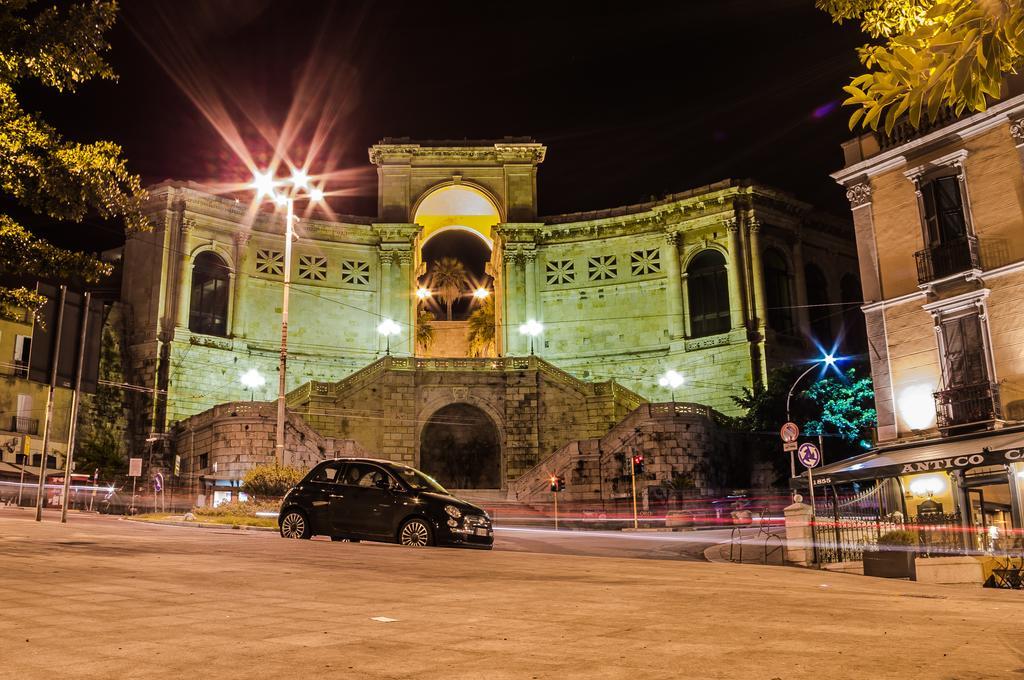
left=793, top=428, right=1024, bottom=558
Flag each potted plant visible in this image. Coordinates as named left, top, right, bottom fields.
left=863, top=529, right=918, bottom=579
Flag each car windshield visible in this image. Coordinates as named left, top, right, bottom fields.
left=395, top=466, right=448, bottom=494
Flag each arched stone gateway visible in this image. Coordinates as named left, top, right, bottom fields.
left=419, top=403, right=501, bottom=489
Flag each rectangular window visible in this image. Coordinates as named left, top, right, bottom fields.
left=340, top=260, right=370, bottom=285
left=630, top=249, right=661, bottom=277
left=545, top=259, right=575, bottom=286
left=255, top=249, right=284, bottom=276
left=13, top=335, right=30, bottom=377
left=298, top=255, right=328, bottom=281
left=587, top=255, right=617, bottom=282
left=940, top=313, right=988, bottom=387
left=197, top=453, right=209, bottom=471
left=922, top=176, right=967, bottom=246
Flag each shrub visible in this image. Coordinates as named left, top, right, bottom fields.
left=193, top=499, right=280, bottom=518
left=877, top=530, right=917, bottom=548
left=241, top=464, right=305, bottom=499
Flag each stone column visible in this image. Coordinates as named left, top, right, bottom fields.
left=783, top=502, right=813, bottom=566
left=748, top=218, right=767, bottom=331
left=503, top=250, right=523, bottom=354
left=175, top=215, right=195, bottom=330
left=662, top=232, right=684, bottom=339
left=396, top=250, right=413, bottom=355
left=231, top=232, right=251, bottom=338
left=844, top=182, right=883, bottom=302
left=724, top=218, right=745, bottom=329
left=792, top=236, right=811, bottom=338
left=378, top=250, right=393, bottom=353
left=524, top=250, right=538, bottom=321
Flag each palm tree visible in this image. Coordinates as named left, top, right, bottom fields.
left=431, top=257, right=468, bottom=320
left=417, top=309, right=436, bottom=352
left=467, top=297, right=495, bottom=357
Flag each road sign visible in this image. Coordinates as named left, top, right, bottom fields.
left=780, top=422, right=800, bottom=443
left=783, top=441, right=798, bottom=452
left=153, top=473, right=163, bottom=493
left=797, top=442, right=821, bottom=469
left=128, top=458, right=142, bottom=477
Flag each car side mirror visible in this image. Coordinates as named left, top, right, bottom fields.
left=374, top=478, right=390, bottom=490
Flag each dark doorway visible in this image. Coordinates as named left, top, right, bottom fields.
left=419, top=403, right=501, bottom=489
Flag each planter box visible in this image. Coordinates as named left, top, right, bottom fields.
left=863, top=549, right=917, bottom=579
left=915, top=556, right=983, bottom=585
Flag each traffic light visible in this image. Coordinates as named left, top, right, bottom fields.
left=632, top=453, right=645, bottom=474
left=557, top=476, right=565, bottom=492
left=550, top=475, right=566, bottom=492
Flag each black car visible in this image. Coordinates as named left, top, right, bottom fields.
left=277, top=458, right=493, bottom=549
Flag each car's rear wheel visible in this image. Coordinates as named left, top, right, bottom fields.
left=280, top=510, right=310, bottom=539
left=398, top=518, right=432, bottom=547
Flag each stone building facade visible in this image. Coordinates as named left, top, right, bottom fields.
left=820, top=83, right=1024, bottom=549
left=121, top=137, right=861, bottom=456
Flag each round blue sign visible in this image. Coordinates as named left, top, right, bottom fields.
left=797, top=442, right=821, bottom=469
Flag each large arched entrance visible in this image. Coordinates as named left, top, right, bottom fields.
left=419, top=403, right=501, bottom=489
left=413, top=185, right=501, bottom=357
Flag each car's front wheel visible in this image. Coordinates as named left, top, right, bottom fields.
left=398, top=518, right=432, bottom=547
left=280, top=510, right=310, bottom=539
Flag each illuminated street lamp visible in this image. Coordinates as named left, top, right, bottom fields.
left=240, top=368, right=265, bottom=402
left=658, top=369, right=684, bottom=403
left=785, top=352, right=841, bottom=479
left=518, top=319, right=543, bottom=355
left=250, top=167, right=325, bottom=466
left=377, top=318, right=401, bottom=355
left=416, top=287, right=432, bottom=301
left=473, top=287, right=490, bottom=299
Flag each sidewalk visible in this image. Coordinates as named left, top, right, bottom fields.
left=703, top=526, right=786, bottom=565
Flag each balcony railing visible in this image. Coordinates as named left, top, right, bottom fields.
left=934, top=382, right=1001, bottom=432
left=914, top=235, right=980, bottom=285
left=10, top=416, right=38, bottom=435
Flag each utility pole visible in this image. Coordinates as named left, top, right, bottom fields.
left=35, top=285, right=67, bottom=522
left=630, top=456, right=638, bottom=530
left=60, top=291, right=90, bottom=523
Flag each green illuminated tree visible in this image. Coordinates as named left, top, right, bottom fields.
left=0, top=0, right=146, bottom=319
left=819, top=0, right=1024, bottom=133
left=802, top=367, right=878, bottom=451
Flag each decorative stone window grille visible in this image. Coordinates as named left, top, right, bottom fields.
left=255, top=249, right=284, bottom=276
left=340, top=259, right=370, bottom=285
left=630, top=248, right=661, bottom=276
left=298, top=255, right=328, bottom=281
left=587, top=255, right=617, bottom=282
left=545, top=259, right=575, bottom=285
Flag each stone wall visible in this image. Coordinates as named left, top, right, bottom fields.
left=509, top=402, right=733, bottom=505
left=289, top=355, right=646, bottom=487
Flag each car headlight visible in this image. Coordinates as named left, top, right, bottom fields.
left=444, top=505, right=462, bottom=519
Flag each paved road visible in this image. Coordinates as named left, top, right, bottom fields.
left=2, top=509, right=1022, bottom=679
left=494, top=526, right=734, bottom=561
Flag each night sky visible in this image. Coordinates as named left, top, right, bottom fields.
left=25, top=1, right=867, bottom=248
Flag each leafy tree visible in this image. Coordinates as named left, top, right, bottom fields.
left=0, top=0, right=146, bottom=319
left=802, top=367, right=878, bottom=451
left=726, top=364, right=876, bottom=486
left=241, top=464, right=305, bottom=498
left=466, top=296, right=495, bottom=357
left=820, top=0, right=1024, bottom=133
left=416, top=309, right=435, bottom=351
left=430, top=257, right=467, bottom=320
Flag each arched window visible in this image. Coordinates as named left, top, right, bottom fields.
left=841, top=274, right=867, bottom=354
left=805, top=264, right=832, bottom=344
left=764, top=249, right=794, bottom=335
left=687, top=250, right=730, bottom=337
left=189, top=252, right=230, bottom=337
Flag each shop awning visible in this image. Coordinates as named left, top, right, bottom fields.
left=792, top=427, right=1024, bottom=488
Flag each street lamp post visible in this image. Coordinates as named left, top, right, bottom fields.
left=377, top=318, right=401, bottom=355
left=785, top=353, right=837, bottom=479
left=518, top=319, right=543, bottom=355
left=251, top=169, right=325, bottom=466
left=658, top=369, right=684, bottom=404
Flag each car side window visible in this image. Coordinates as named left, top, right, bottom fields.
left=309, top=462, right=343, bottom=484
left=341, top=463, right=393, bottom=489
